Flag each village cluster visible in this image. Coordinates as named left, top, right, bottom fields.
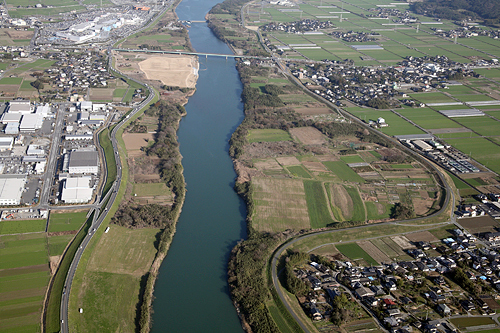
left=294, top=226, right=500, bottom=332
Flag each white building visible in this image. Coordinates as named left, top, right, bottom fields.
left=4, top=122, right=19, bottom=134
left=35, top=105, right=50, bottom=117
left=0, top=176, right=26, bottom=205
left=0, top=137, right=13, bottom=151
left=61, top=176, right=93, bottom=203
left=7, top=100, right=31, bottom=114
left=68, top=150, right=99, bottom=174
left=1, top=113, right=22, bottom=124
left=27, top=145, right=44, bottom=156
left=19, top=114, right=43, bottom=132
left=79, top=101, right=92, bottom=112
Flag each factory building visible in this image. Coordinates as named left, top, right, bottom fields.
left=0, top=175, right=26, bottom=205
left=67, top=150, right=99, bottom=174
left=79, top=101, right=92, bottom=112
left=4, top=122, right=19, bottom=134
left=1, top=113, right=22, bottom=124
left=19, top=114, right=43, bottom=132
left=7, top=100, right=32, bottom=114
left=61, top=176, right=93, bottom=203
left=0, top=137, right=13, bottom=151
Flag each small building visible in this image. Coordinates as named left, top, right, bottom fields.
left=437, top=303, right=450, bottom=315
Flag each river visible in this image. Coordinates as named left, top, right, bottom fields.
left=150, top=0, right=247, bottom=332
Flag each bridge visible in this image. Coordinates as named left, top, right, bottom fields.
left=112, top=48, right=270, bottom=60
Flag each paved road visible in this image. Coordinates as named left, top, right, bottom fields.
left=59, top=80, right=155, bottom=333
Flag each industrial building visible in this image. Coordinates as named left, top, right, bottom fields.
left=7, top=100, right=32, bottom=114
left=0, top=175, right=26, bottom=205
left=4, top=122, right=18, bottom=134
left=67, top=150, right=99, bottom=174
left=61, top=176, right=93, bottom=203
left=0, top=137, right=13, bottom=151
left=79, top=101, right=93, bottom=112
left=1, top=113, right=22, bottom=124
left=19, top=114, right=43, bottom=132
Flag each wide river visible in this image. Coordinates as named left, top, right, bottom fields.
left=150, top=0, right=247, bottom=332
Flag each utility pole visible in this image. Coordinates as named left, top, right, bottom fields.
left=416, top=24, right=419, bottom=33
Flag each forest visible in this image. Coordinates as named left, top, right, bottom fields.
left=412, top=0, right=500, bottom=25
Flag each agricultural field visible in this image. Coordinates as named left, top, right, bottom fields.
left=248, top=128, right=292, bottom=143
left=48, top=211, right=88, bottom=233
left=336, top=242, right=378, bottom=265
left=69, top=226, right=162, bottom=332
left=0, top=233, right=50, bottom=333
left=0, top=219, right=45, bottom=235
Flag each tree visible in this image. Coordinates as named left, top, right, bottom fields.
left=390, top=202, right=415, bottom=219
left=31, top=79, right=44, bottom=90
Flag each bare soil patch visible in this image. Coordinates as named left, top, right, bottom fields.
left=412, top=198, right=434, bottom=216
left=480, top=295, right=500, bottom=310
left=276, top=156, right=301, bottom=166
left=4, top=29, right=33, bottom=39
left=138, top=55, right=198, bottom=88
left=128, top=156, right=161, bottom=183
left=289, top=126, right=327, bottom=145
left=357, top=241, right=390, bottom=264
left=0, top=85, right=19, bottom=93
left=49, top=255, right=61, bottom=275
left=391, top=235, right=414, bottom=249
left=302, top=161, right=328, bottom=172
left=405, top=231, right=439, bottom=243
left=294, top=106, right=331, bottom=115
left=253, top=159, right=283, bottom=171
left=458, top=216, right=500, bottom=234
left=243, top=141, right=314, bottom=159
left=123, top=133, right=154, bottom=151
left=47, top=230, right=78, bottom=237
left=89, top=88, right=113, bottom=99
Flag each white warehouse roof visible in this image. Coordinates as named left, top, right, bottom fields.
left=20, top=114, right=43, bottom=131
left=0, top=175, right=26, bottom=205
left=1, top=113, right=22, bottom=124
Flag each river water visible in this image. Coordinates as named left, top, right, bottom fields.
left=150, top=0, right=247, bottom=332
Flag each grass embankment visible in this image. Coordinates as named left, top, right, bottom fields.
left=98, top=128, right=117, bottom=198
left=44, top=214, right=93, bottom=333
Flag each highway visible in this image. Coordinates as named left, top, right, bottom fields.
left=59, top=80, right=155, bottom=332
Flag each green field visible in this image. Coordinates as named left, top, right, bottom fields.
left=0, top=219, right=46, bottom=235
left=287, top=165, right=313, bottom=179
left=48, top=211, right=88, bottom=232
left=247, top=128, right=292, bottom=143
left=397, top=108, right=462, bottom=130
left=344, top=185, right=365, bottom=222
left=133, top=182, right=171, bottom=197
left=322, top=161, right=365, bottom=183
left=0, top=77, right=22, bottom=85
left=303, top=180, right=334, bottom=228
left=340, top=155, right=365, bottom=164
left=0, top=233, right=51, bottom=333
left=48, top=234, right=75, bottom=256
left=336, top=243, right=378, bottom=265
left=365, top=201, right=393, bottom=220
left=450, top=317, right=495, bottom=328
left=444, top=137, right=500, bottom=174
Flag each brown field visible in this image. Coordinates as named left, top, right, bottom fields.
left=0, top=85, right=19, bottom=92
left=253, top=158, right=283, bottom=171
left=480, top=296, right=500, bottom=310
left=276, top=156, right=301, bottom=166
left=405, top=230, right=439, bottom=243
left=289, top=126, right=327, bottom=145
left=302, top=161, right=328, bottom=172
left=4, top=29, right=33, bottom=40
left=357, top=240, right=390, bottom=264
left=328, top=183, right=352, bottom=220
left=123, top=133, right=154, bottom=151
left=391, top=235, right=414, bottom=249
left=458, top=216, right=500, bottom=234
left=89, top=88, right=113, bottom=100
left=252, top=177, right=310, bottom=232
left=138, top=55, right=198, bottom=88
left=413, top=198, right=434, bottom=216
left=294, top=106, right=331, bottom=115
